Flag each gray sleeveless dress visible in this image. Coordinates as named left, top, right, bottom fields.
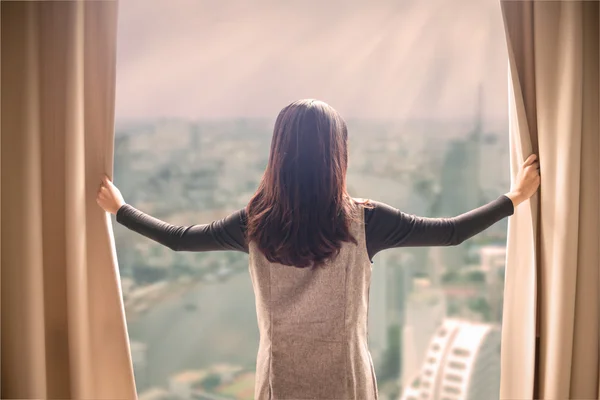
left=248, top=206, right=378, bottom=400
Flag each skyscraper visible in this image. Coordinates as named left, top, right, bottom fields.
left=436, top=86, right=485, bottom=272
left=369, top=254, right=389, bottom=367
left=369, top=252, right=414, bottom=378
left=400, top=280, right=447, bottom=388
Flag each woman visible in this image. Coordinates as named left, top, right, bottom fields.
left=97, top=99, right=540, bottom=400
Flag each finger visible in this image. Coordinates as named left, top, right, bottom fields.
left=524, top=154, right=537, bottom=166
left=103, top=175, right=111, bottom=185
left=526, top=160, right=539, bottom=168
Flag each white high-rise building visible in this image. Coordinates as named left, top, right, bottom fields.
left=401, top=279, right=446, bottom=387
left=400, top=319, right=501, bottom=400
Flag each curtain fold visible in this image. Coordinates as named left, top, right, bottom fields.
left=1, top=1, right=137, bottom=399
left=500, top=1, right=599, bottom=399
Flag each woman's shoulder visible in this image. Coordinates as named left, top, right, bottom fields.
left=350, top=198, right=403, bottom=224
left=351, top=197, right=377, bottom=209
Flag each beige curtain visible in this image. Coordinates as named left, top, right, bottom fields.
left=1, top=1, right=137, bottom=399
left=500, top=1, right=599, bottom=399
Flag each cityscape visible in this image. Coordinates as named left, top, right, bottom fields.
left=112, top=89, right=512, bottom=400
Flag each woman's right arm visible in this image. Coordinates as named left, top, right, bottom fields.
left=116, top=205, right=249, bottom=253
left=97, top=175, right=248, bottom=253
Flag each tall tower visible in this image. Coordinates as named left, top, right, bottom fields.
left=470, top=84, right=484, bottom=142
left=464, top=83, right=485, bottom=210
left=435, top=86, right=486, bottom=272
left=369, top=252, right=414, bottom=374
left=368, top=256, right=389, bottom=366
left=468, top=84, right=484, bottom=205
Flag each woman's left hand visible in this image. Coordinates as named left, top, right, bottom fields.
left=97, top=175, right=126, bottom=215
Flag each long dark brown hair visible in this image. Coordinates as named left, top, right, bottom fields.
left=246, top=99, right=365, bottom=268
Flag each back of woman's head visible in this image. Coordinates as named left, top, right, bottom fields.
left=246, top=99, right=359, bottom=268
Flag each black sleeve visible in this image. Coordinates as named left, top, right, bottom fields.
left=115, top=204, right=249, bottom=253
left=364, top=194, right=514, bottom=261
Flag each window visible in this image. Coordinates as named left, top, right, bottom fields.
left=448, top=362, right=468, bottom=370
left=452, top=348, right=471, bottom=357
left=114, top=0, right=508, bottom=398
left=445, top=373, right=464, bottom=383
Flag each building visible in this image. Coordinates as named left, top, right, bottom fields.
left=400, top=319, right=501, bottom=400
left=368, top=252, right=415, bottom=371
left=368, top=255, right=389, bottom=367
left=400, top=376, right=423, bottom=400
left=441, top=245, right=507, bottom=323
left=479, top=246, right=507, bottom=322
left=435, top=87, right=485, bottom=272
left=401, top=279, right=447, bottom=387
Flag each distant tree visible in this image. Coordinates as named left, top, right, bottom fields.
left=465, top=270, right=486, bottom=283
left=441, top=270, right=460, bottom=283
left=412, top=270, right=429, bottom=279
left=201, top=374, right=221, bottom=391
left=133, top=265, right=168, bottom=284
left=447, top=301, right=461, bottom=316
left=468, top=297, right=492, bottom=321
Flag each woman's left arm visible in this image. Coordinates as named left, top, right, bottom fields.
left=97, top=175, right=248, bottom=253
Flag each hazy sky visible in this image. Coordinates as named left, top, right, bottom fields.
left=115, top=0, right=508, bottom=121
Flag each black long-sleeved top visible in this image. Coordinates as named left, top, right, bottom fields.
left=115, top=195, right=514, bottom=262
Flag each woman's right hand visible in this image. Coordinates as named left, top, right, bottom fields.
left=97, top=175, right=126, bottom=215
left=506, top=153, right=541, bottom=207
